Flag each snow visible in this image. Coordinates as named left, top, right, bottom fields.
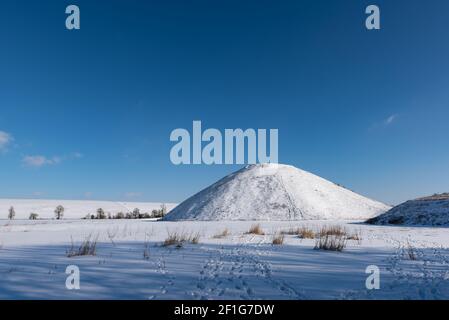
left=367, top=194, right=449, bottom=226
left=165, top=164, right=390, bottom=221
left=0, top=199, right=177, bottom=220
left=1, top=219, right=448, bottom=299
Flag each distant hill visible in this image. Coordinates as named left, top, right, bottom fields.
left=366, top=193, right=449, bottom=226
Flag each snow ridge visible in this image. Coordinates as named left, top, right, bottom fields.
left=367, top=195, right=449, bottom=226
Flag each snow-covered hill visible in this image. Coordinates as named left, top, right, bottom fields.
left=367, top=193, right=449, bottom=226
left=0, top=199, right=177, bottom=220
left=165, top=163, right=390, bottom=221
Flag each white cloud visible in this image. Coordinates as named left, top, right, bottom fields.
left=71, top=152, right=83, bottom=159
left=22, top=152, right=82, bottom=167
left=0, top=131, right=13, bottom=151
left=22, top=155, right=61, bottom=167
left=370, top=114, right=399, bottom=131
left=383, top=114, right=397, bottom=126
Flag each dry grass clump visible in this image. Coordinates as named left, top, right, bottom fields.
left=143, top=233, right=151, bottom=260
left=280, top=226, right=314, bottom=237
left=190, top=232, right=200, bottom=244
left=272, top=233, right=285, bottom=245
left=246, top=224, right=265, bottom=235
left=213, top=228, right=230, bottom=239
left=297, top=226, right=315, bottom=239
left=280, top=227, right=301, bottom=235
left=280, top=226, right=315, bottom=239
left=346, top=229, right=363, bottom=245
left=313, top=225, right=349, bottom=252
left=405, top=241, right=417, bottom=260
left=314, top=234, right=347, bottom=252
left=318, top=225, right=348, bottom=237
left=67, top=234, right=98, bottom=257
left=163, top=230, right=201, bottom=247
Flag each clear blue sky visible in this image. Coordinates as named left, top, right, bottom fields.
left=1, top=0, right=448, bottom=205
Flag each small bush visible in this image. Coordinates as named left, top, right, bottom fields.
left=163, top=231, right=200, bottom=247
left=247, top=224, right=265, bottom=235
left=297, top=227, right=315, bottom=239
left=107, top=228, right=118, bottom=246
left=213, top=228, right=230, bottom=239
left=143, top=236, right=150, bottom=260
left=66, top=234, right=98, bottom=257
left=314, top=234, right=347, bottom=252
left=347, top=229, right=362, bottom=244
left=405, top=241, right=417, bottom=260
left=318, top=225, right=348, bottom=237
left=280, top=227, right=300, bottom=235
left=272, top=233, right=285, bottom=245
left=190, top=232, right=200, bottom=244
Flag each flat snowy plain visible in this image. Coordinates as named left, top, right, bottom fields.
left=1, top=218, right=448, bottom=300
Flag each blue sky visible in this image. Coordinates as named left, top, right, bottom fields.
left=1, top=0, right=448, bottom=205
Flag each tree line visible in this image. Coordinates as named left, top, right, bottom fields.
left=5, top=204, right=167, bottom=220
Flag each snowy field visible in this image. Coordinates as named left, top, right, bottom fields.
left=1, top=219, right=448, bottom=300
left=0, top=199, right=177, bottom=220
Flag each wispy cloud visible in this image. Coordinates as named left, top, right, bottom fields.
left=71, top=152, right=83, bottom=159
left=22, top=155, right=61, bottom=167
left=383, top=114, right=397, bottom=126
left=370, top=114, right=399, bottom=131
left=0, top=131, right=13, bottom=152
left=22, top=152, right=83, bottom=168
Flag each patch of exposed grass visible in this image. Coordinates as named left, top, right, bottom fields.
left=318, top=225, right=348, bottom=237
left=314, top=234, right=347, bottom=252
left=297, top=226, right=315, bottom=239
left=280, top=227, right=300, bottom=235
left=346, top=229, right=363, bottom=245
left=246, top=224, right=265, bottom=235
left=163, top=230, right=200, bottom=247
left=190, top=232, right=200, bottom=244
left=272, top=233, right=285, bottom=245
left=66, top=234, right=98, bottom=257
left=314, top=225, right=348, bottom=252
left=213, top=228, right=230, bottom=239
left=405, top=241, right=417, bottom=260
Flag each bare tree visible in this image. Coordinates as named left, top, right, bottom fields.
left=96, top=208, right=106, bottom=219
left=54, top=205, right=65, bottom=220
left=132, top=208, right=140, bottom=219
left=8, top=206, right=15, bottom=220
left=29, top=213, right=39, bottom=220
left=160, top=204, right=167, bottom=217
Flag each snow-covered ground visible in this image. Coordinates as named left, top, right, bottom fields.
left=1, top=219, right=448, bottom=300
left=0, top=199, right=177, bottom=220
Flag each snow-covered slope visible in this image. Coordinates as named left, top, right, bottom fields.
left=367, top=193, right=449, bottom=226
left=0, top=199, right=177, bottom=220
left=165, top=163, right=390, bottom=221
